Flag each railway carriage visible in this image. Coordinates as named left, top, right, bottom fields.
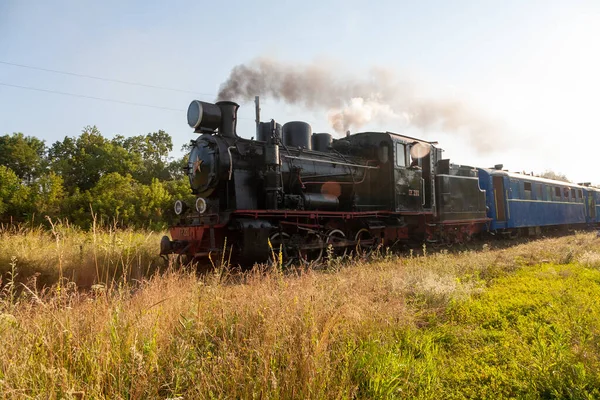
left=478, top=168, right=592, bottom=234
left=584, top=186, right=600, bottom=225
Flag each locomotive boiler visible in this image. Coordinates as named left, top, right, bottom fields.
left=185, top=100, right=369, bottom=215
left=160, top=99, right=490, bottom=265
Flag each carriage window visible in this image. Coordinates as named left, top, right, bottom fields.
left=578, top=189, right=583, bottom=202
left=524, top=182, right=532, bottom=200
left=511, top=180, right=520, bottom=197
left=536, top=184, right=543, bottom=200
left=571, top=189, right=576, bottom=202
left=395, top=143, right=406, bottom=166
left=546, top=186, right=552, bottom=202
left=555, top=187, right=561, bottom=200
left=564, top=188, right=570, bottom=201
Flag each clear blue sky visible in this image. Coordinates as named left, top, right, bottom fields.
left=1, top=0, right=599, bottom=181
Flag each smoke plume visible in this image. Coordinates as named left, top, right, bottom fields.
left=217, top=57, right=503, bottom=152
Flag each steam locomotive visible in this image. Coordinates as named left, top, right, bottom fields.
left=160, top=100, right=600, bottom=265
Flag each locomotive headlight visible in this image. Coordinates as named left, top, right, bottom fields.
left=174, top=200, right=188, bottom=215
left=195, top=197, right=207, bottom=214
left=187, top=100, right=222, bottom=131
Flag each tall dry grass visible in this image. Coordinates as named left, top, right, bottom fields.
left=0, top=219, right=164, bottom=289
left=1, top=231, right=600, bottom=397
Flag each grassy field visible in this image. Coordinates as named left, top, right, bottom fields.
left=0, top=221, right=163, bottom=289
left=2, top=228, right=600, bottom=398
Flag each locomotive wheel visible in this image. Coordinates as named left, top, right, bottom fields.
left=326, top=229, right=348, bottom=258
left=354, top=228, right=376, bottom=255
left=297, top=232, right=324, bottom=265
left=269, top=232, right=296, bottom=267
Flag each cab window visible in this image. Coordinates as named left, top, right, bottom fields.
left=395, top=143, right=406, bottom=167
left=378, top=143, right=389, bottom=163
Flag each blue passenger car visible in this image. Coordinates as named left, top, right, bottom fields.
left=478, top=168, right=588, bottom=232
left=583, top=187, right=600, bottom=225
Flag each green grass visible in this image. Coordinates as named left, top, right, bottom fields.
left=443, top=263, right=600, bottom=398
left=354, top=262, right=600, bottom=399
left=2, top=231, right=600, bottom=398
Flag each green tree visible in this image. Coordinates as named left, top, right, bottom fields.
left=114, top=130, right=174, bottom=183
left=136, top=179, right=173, bottom=229
left=3, top=126, right=186, bottom=228
left=48, top=127, right=103, bottom=192
left=166, top=154, right=188, bottom=180
left=0, top=133, right=46, bottom=183
left=0, top=165, right=31, bottom=217
left=31, top=172, right=65, bottom=218
left=88, top=172, right=138, bottom=227
left=61, top=188, right=92, bottom=228
left=48, top=126, right=135, bottom=192
left=161, top=175, right=195, bottom=225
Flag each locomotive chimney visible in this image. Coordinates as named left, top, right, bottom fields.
left=216, top=101, right=240, bottom=138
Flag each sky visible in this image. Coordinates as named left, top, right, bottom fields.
left=1, top=0, right=599, bottom=182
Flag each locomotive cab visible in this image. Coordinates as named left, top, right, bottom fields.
left=377, top=133, right=439, bottom=213
left=392, top=138, right=434, bottom=212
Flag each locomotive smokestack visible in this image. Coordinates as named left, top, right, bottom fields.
left=216, top=101, right=239, bottom=138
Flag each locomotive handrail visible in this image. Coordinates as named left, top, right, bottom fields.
left=282, top=155, right=380, bottom=169
left=232, top=209, right=434, bottom=219
left=227, top=146, right=235, bottom=180
left=302, top=160, right=378, bottom=186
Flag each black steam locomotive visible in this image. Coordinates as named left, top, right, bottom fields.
left=160, top=100, right=489, bottom=264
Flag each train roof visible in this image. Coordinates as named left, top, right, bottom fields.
left=480, top=168, right=591, bottom=189
left=349, top=131, right=439, bottom=146
left=385, top=131, right=439, bottom=145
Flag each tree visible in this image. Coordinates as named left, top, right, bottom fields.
left=161, top=176, right=195, bottom=225
left=48, top=127, right=105, bottom=192
left=2, top=126, right=184, bottom=228
left=61, top=188, right=91, bottom=228
left=87, top=172, right=138, bottom=227
left=166, top=154, right=188, bottom=180
left=113, top=130, right=174, bottom=183
left=0, top=133, right=46, bottom=183
left=136, top=178, right=173, bottom=229
left=0, top=165, right=31, bottom=217
left=539, top=170, right=570, bottom=183
left=48, top=126, right=136, bottom=192
left=31, top=172, right=65, bottom=218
